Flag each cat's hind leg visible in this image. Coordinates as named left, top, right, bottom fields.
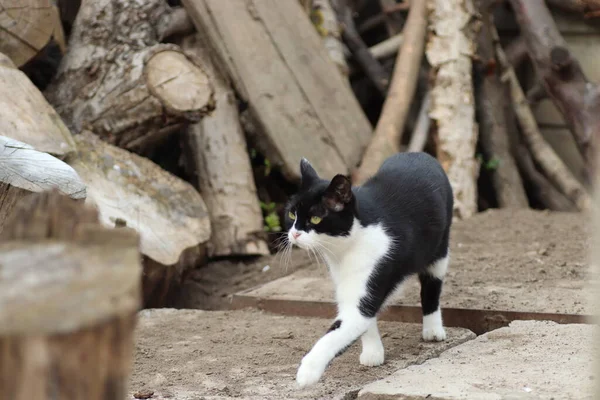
left=359, top=319, right=385, bottom=366
left=419, top=252, right=449, bottom=342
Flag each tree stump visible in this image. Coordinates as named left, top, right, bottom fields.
left=44, top=0, right=215, bottom=154
left=0, top=135, right=86, bottom=235
left=0, top=190, right=141, bottom=400
left=180, top=34, right=269, bottom=258
left=0, top=53, right=75, bottom=158
left=67, top=131, right=211, bottom=307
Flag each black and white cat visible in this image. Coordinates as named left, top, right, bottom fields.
left=283, top=152, right=454, bottom=387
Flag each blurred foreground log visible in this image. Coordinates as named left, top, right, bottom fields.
left=353, top=0, right=427, bottom=184
left=0, top=135, right=86, bottom=234
left=67, top=131, right=211, bottom=307
left=182, top=0, right=372, bottom=181
left=475, top=2, right=528, bottom=209
left=0, top=53, right=75, bottom=158
left=45, top=0, right=215, bottom=153
left=0, top=0, right=62, bottom=66
left=0, top=190, right=141, bottom=400
left=426, top=0, right=479, bottom=218
left=181, top=34, right=269, bottom=258
left=509, top=0, right=600, bottom=182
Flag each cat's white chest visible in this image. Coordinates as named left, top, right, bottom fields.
left=323, top=222, right=393, bottom=310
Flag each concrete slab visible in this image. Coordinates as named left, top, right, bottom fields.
left=128, top=309, right=475, bottom=400
left=358, top=320, right=598, bottom=400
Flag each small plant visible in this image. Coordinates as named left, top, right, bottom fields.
left=476, top=153, right=501, bottom=171
left=260, top=201, right=281, bottom=232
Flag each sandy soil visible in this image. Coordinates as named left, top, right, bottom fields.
left=128, top=309, right=475, bottom=400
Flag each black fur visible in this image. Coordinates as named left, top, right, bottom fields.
left=285, top=152, right=453, bottom=320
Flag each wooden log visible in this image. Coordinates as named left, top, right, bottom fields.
left=0, top=0, right=57, bottom=66
left=426, top=0, right=479, bottom=219
left=546, top=0, right=600, bottom=18
left=44, top=0, right=215, bottom=154
left=353, top=0, right=427, bottom=184
left=67, top=131, right=211, bottom=307
left=474, top=1, right=529, bottom=209
left=180, top=34, right=269, bottom=258
left=493, top=24, right=592, bottom=211
left=0, top=190, right=141, bottom=400
left=0, top=135, right=86, bottom=235
left=0, top=53, right=75, bottom=159
left=182, top=0, right=373, bottom=182
left=509, top=0, right=600, bottom=182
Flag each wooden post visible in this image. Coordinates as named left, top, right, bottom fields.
left=0, top=190, right=142, bottom=400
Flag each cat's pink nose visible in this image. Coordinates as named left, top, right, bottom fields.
left=292, top=232, right=301, bottom=239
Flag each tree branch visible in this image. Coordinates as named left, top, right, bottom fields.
left=407, top=92, right=431, bottom=153
left=504, top=36, right=528, bottom=67
left=353, top=0, right=427, bottom=184
left=545, top=0, right=600, bottom=18
left=493, top=23, right=592, bottom=210
left=336, top=0, right=389, bottom=95
left=509, top=0, right=600, bottom=181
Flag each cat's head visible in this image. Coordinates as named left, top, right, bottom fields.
left=284, top=158, right=355, bottom=250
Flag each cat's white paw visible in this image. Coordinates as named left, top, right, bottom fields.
left=296, top=354, right=326, bottom=388
left=359, top=346, right=385, bottom=366
left=422, top=326, right=447, bottom=342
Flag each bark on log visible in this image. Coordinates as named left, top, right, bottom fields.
left=0, top=135, right=86, bottom=235
left=0, top=0, right=57, bottom=66
left=0, top=190, right=141, bottom=400
left=509, top=0, right=600, bottom=181
left=44, top=0, right=215, bottom=153
left=0, top=53, right=75, bottom=158
left=475, top=2, right=528, bottom=208
left=180, top=34, right=269, bottom=258
left=494, top=25, right=592, bottom=211
left=426, top=0, right=479, bottom=219
left=305, top=0, right=349, bottom=76
left=182, top=0, right=373, bottom=182
left=353, top=0, right=427, bottom=185
left=66, top=131, right=211, bottom=306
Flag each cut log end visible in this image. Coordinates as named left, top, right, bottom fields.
left=145, top=49, right=215, bottom=118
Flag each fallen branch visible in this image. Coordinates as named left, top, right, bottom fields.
left=475, top=2, right=528, bottom=208
left=353, top=0, right=427, bottom=184
left=514, top=143, right=577, bottom=211
left=379, top=0, right=407, bottom=35
left=526, top=82, right=547, bottom=105
left=545, top=0, right=600, bottom=18
left=157, top=7, right=196, bottom=40
left=336, top=0, right=389, bottom=94
left=493, top=24, right=592, bottom=211
left=370, top=33, right=403, bottom=60
left=407, top=92, right=431, bottom=153
left=504, top=36, right=528, bottom=68
left=509, top=0, right=600, bottom=181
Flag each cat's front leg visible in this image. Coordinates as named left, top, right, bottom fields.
left=359, top=319, right=384, bottom=366
left=296, top=310, right=373, bottom=387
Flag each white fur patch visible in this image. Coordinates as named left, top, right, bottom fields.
left=422, top=308, right=446, bottom=342
left=427, top=253, right=449, bottom=280
left=360, top=321, right=385, bottom=366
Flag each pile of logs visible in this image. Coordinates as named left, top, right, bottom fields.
left=1, top=0, right=599, bottom=307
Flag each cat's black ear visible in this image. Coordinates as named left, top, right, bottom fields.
left=323, top=174, right=352, bottom=212
left=300, top=158, right=319, bottom=187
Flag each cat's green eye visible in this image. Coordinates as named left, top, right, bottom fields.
left=288, top=211, right=296, bottom=220
left=310, top=216, right=322, bottom=225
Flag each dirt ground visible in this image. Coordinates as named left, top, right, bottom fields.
left=177, top=209, right=591, bottom=314
left=129, top=309, right=475, bottom=400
